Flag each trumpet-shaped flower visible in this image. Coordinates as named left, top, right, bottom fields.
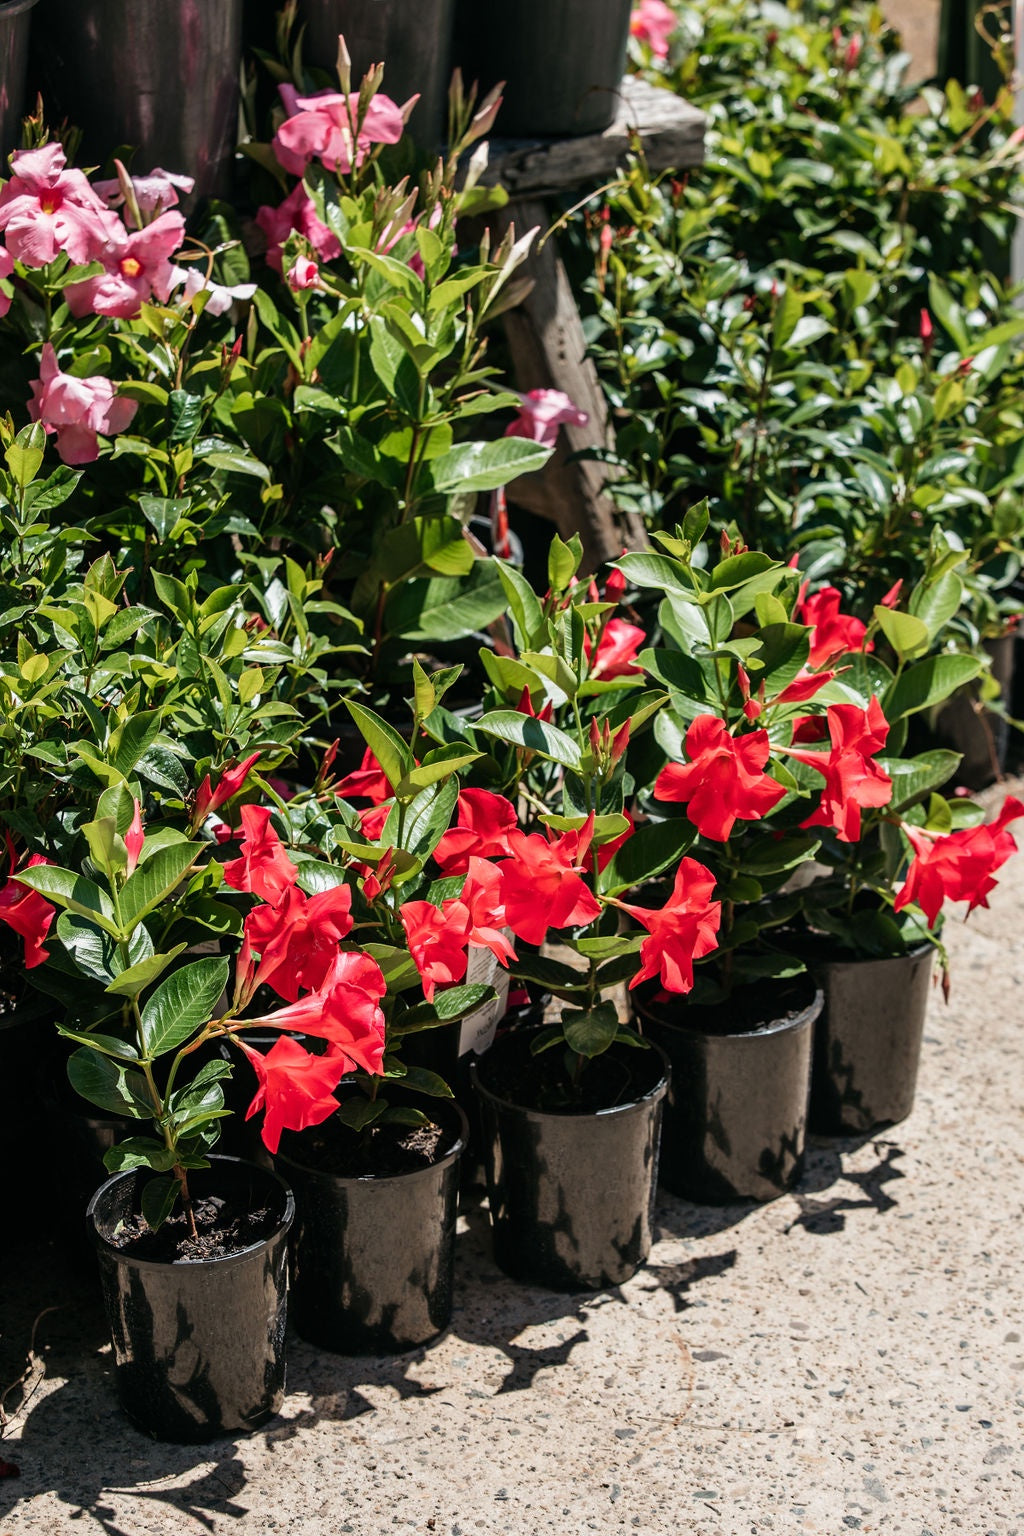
left=273, top=86, right=405, bottom=177
left=222, top=804, right=298, bottom=904
left=795, top=585, right=871, bottom=667
left=0, top=852, right=55, bottom=968
left=630, top=0, right=677, bottom=57
left=28, top=344, right=138, bottom=466
left=241, top=1036, right=349, bottom=1154
left=620, top=856, right=722, bottom=992
left=335, top=747, right=393, bottom=804
left=498, top=818, right=602, bottom=945
left=255, top=180, right=342, bottom=272
left=66, top=208, right=185, bottom=319
left=0, top=143, right=117, bottom=266
left=586, top=617, right=645, bottom=680
left=244, top=881, right=354, bottom=1001
left=505, top=388, right=588, bottom=448
left=400, top=898, right=471, bottom=1001
left=249, top=949, right=387, bottom=1071
left=93, top=166, right=195, bottom=225
left=790, top=697, right=891, bottom=843
left=894, top=796, right=1024, bottom=928
left=433, top=789, right=519, bottom=873
left=654, top=715, right=787, bottom=841
left=192, top=753, right=261, bottom=828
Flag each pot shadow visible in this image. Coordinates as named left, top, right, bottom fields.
left=786, top=1136, right=906, bottom=1235
left=632, top=1247, right=740, bottom=1313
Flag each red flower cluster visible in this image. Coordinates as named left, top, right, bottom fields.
left=794, top=585, right=871, bottom=667
left=0, top=840, right=55, bottom=968
left=790, top=697, right=892, bottom=842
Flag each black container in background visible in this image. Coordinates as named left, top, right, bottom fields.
left=472, top=1030, right=669, bottom=1292
left=299, top=0, right=455, bottom=153
left=452, top=0, right=632, bottom=138
left=87, top=1156, right=294, bottom=1443
left=38, top=0, right=243, bottom=202
left=637, top=980, right=819, bottom=1205
left=807, top=946, right=934, bottom=1135
left=275, top=1089, right=467, bottom=1354
left=0, top=0, right=37, bottom=156
left=934, top=633, right=1014, bottom=789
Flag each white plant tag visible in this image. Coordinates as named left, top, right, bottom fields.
left=458, top=930, right=513, bottom=1056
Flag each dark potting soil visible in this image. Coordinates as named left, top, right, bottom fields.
left=636, top=976, right=817, bottom=1039
left=111, top=1195, right=277, bottom=1263
left=477, top=1038, right=664, bottom=1115
left=281, top=1116, right=448, bottom=1179
left=0, top=932, right=27, bottom=1016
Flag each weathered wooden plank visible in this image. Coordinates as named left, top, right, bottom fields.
left=496, top=199, right=647, bottom=572
left=481, top=76, right=706, bottom=196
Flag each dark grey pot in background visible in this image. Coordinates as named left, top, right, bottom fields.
left=934, top=633, right=1014, bottom=790
left=807, top=946, right=934, bottom=1135
left=299, top=0, right=455, bottom=153
left=472, top=1031, right=669, bottom=1292
left=452, top=0, right=631, bottom=138
left=39, top=0, right=243, bottom=201
left=275, top=1091, right=467, bottom=1354
left=0, top=0, right=37, bottom=157
left=637, top=980, right=820, bottom=1205
left=87, top=1156, right=294, bottom=1443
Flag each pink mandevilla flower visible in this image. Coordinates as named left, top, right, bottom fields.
left=630, top=0, right=676, bottom=57
left=255, top=181, right=342, bottom=274
left=28, top=343, right=138, bottom=465
left=66, top=208, right=185, bottom=319
left=93, top=167, right=195, bottom=226
left=0, top=143, right=117, bottom=266
left=505, top=388, right=588, bottom=449
left=273, top=85, right=405, bottom=177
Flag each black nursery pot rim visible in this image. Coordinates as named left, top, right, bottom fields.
left=86, top=1155, right=296, bottom=1274
left=276, top=1100, right=470, bottom=1190
left=634, top=980, right=823, bottom=1042
left=471, top=1033, right=671, bottom=1121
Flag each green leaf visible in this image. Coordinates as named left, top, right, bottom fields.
left=496, top=561, right=546, bottom=648
left=396, top=984, right=493, bottom=1032
left=473, top=709, right=582, bottom=769
left=883, top=750, right=961, bottom=811
left=883, top=654, right=982, bottom=719
left=105, top=944, right=188, bottom=998
left=429, top=437, right=551, bottom=495
left=384, top=564, right=507, bottom=642
left=56, top=1025, right=139, bottom=1060
left=141, top=1176, right=180, bottom=1231
left=139, top=957, right=230, bottom=1058
left=873, top=606, right=931, bottom=664
left=67, top=1046, right=151, bottom=1119
left=562, top=1002, right=620, bottom=1058
left=119, top=841, right=203, bottom=928
left=343, top=699, right=413, bottom=791
left=138, top=495, right=190, bottom=541
left=602, top=819, right=695, bottom=895
left=14, top=865, right=120, bottom=936
left=104, top=1137, right=178, bottom=1173
left=399, top=1064, right=454, bottom=1098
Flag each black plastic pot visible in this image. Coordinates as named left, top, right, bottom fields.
left=934, top=634, right=1014, bottom=790
left=636, top=978, right=820, bottom=1205
left=807, top=945, right=934, bottom=1135
left=38, top=0, right=243, bottom=202
left=299, top=0, right=455, bottom=152
left=452, top=0, right=631, bottom=138
left=0, top=991, right=53, bottom=1226
left=86, top=1157, right=294, bottom=1442
left=275, top=1090, right=467, bottom=1354
left=471, top=1030, right=669, bottom=1291
left=0, top=0, right=37, bottom=155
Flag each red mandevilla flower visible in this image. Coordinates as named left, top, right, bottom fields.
left=433, top=789, right=518, bottom=874
left=498, top=818, right=602, bottom=946
left=794, top=585, right=871, bottom=668
left=654, top=715, right=787, bottom=841
left=248, top=949, right=387, bottom=1070
left=893, top=797, right=1024, bottom=928
left=192, top=752, right=261, bottom=828
left=399, top=898, right=471, bottom=1001
left=222, top=804, right=298, bottom=904
left=244, top=881, right=355, bottom=1002
left=585, top=617, right=645, bottom=680
left=458, top=857, right=517, bottom=966
left=0, top=851, right=55, bottom=967
left=790, top=697, right=892, bottom=843
left=124, top=799, right=145, bottom=877
left=620, top=857, right=722, bottom=993
left=335, top=747, right=393, bottom=804
left=241, top=1036, right=349, bottom=1155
